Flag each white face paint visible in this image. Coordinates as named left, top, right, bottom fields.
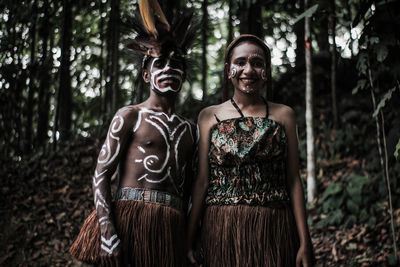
left=149, top=57, right=185, bottom=94
left=230, top=67, right=237, bottom=78
left=133, top=108, right=195, bottom=195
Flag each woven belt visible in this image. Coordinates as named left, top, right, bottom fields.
left=114, top=187, right=184, bottom=211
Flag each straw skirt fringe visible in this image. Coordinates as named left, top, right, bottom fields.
left=69, top=200, right=186, bottom=267
left=201, top=204, right=299, bottom=267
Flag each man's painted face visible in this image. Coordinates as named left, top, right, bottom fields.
left=148, top=55, right=185, bottom=94
left=228, top=42, right=267, bottom=95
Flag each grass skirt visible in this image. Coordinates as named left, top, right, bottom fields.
left=201, top=204, right=299, bottom=267
left=69, top=200, right=186, bottom=266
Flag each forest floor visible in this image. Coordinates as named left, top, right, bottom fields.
left=0, top=138, right=399, bottom=266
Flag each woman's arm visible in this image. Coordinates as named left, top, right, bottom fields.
left=186, top=108, right=214, bottom=266
left=93, top=107, right=136, bottom=266
left=282, top=106, right=314, bottom=267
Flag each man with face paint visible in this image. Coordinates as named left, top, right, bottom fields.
left=69, top=1, right=198, bottom=266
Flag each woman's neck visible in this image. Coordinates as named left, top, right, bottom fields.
left=232, top=90, right=264, bottom=108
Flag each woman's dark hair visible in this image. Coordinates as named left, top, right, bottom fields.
left=222, top=34, right=272, bottom=102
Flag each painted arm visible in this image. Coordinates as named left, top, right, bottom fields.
left=93, top=107, right=134, bottom=266
left=186, top=109, right=213, bottom=266
left=283, top=106, right=314, bottom=267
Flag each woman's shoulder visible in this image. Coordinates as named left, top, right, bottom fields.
left=199, top=102, right=230, bottom=120
left=267, top=102, right=296, bottom=127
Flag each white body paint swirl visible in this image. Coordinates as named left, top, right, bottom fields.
left=133, top=108, right=194, bottom=191
left=98, top=115, right=124, bottom=166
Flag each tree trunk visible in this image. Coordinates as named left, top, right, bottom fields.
left=344, top=0, right=353, bottom=57
left=227, top=0, right=233, bottom=45
left=201, top=0, right=208, bottom=101
left=37, top=0, right=51, bottom=148
left=15, top=27, right=25, bottom=156
left=295, top=0, right=305, bottom=69
left=160, top=0, right=178, bottom=24
left=305, top=0, right=316, bottom=203
left=25, top=0, right=38, bottom=153
left=110, top=0, right=120, bottom=113
left=329, top=0, right=339, bottom=129
left=105, top=0, right=120, bottom=116
left=316, top=1, right=329, bottom=53
left=58, top=0, right=73, bottom=142
left=368, top=62, right=398, bottom=261
left=98, top=0, right=105, bottom=118
left=238, top=0, right=262, bottom=36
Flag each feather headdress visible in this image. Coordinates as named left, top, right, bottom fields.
left=125, top=0, right=197, bottom=60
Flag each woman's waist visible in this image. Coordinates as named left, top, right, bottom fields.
left=205, top=186, right=290, bottom=206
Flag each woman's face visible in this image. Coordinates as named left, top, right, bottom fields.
left=227, top=42, right=267, bottom=95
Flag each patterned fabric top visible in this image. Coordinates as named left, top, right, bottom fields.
left=206, top=112, right=291, bottom=206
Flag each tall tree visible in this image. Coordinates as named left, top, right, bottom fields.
left=201, top=0, right=208, bottom=100
left=98, top=0, right=105, bottom=119
left=294, top=0, right=305, bottom=69
left=329, top=0, right=338, bottom=128
left=105, top=0, right=120, bottom=116
left=25, top=0, right=38, bottom=153
left=305, top=0, right=316, bottom=202
left=227, top=0, right=233, bottom=45
left=58, top=0, right=73, bottom=142
left=238, top=0, right=262, bottom=36
left=37, top=0, right=52, bottom=147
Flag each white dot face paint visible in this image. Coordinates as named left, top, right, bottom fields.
left=149, top=57, right=185, bottom=94
left=230, top=67, right=237, bottom=78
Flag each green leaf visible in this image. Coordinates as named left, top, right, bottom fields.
left=368, top=216, right=376, bottom=227
left=373, top=86, right=397, bottom=117
left=330, top=209, right=344, bottom=225
left=394, top=138, right=400, bottom=160
left=356, top=52, right=368, bottom=75
left=352, top=79, right=367, bottom=95
left=322, top=182, right=342, bottom=200
left=360, top=209, right=368, bottom=222
left=292, top=4, right=319, bottom=24
left=346, top=199, right=359, bottom=214
left=377, top=44, right=388, bottom=62
left=344, top=215, right=357, bottom=228
left=369, top=36, right=379, bottom=45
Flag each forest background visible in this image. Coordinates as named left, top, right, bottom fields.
left=0, top=0, right=399, bottom=266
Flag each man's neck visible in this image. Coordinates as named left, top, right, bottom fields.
left=144, top=90, right=177, bottom=115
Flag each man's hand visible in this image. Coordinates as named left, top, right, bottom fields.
left=99, top=240, right=122, bottom=267
left=99, top=224, right=122, bottom=267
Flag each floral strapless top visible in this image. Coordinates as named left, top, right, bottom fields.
left=205, top=116, right=290, bottom=206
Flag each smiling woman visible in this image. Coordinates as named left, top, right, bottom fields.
left=186, top=34, right=314, bottom=267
